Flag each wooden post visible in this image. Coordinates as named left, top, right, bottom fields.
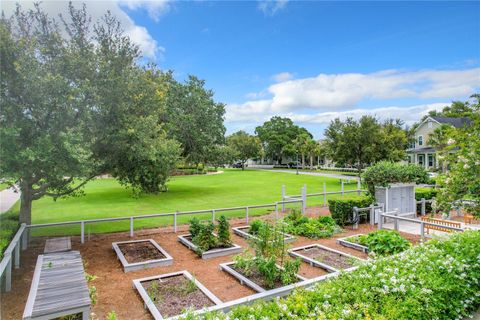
left=21, top=224, right=28, bottom=250
left=341, top=180, right=344, bottom=196
left=393, top=209, right=399, bottom=231
left=420, top=221, right=425, bottom=242
left=212, top=209, right=216, bottom=223
left=246, top=207, right=249, bottom=223
left=353, top=207, right=359, bottom=230
left=14, top=243, right=20, bottom=269
left=80, top=221, right=85, bottom=244
left=323, top=182, right=327, bottom=206
left=5, top=256, right=12, bottom=292
left=378, top=210, right=383, bottom=229
left=369, top=204, right=375, bottom=226
left=421, top=198, right=426, bottom=216
left=281, top=185, right=286, bottom=212
left=357, top=179, right=361, bottom=195
left=130, top=217, right=134, bottom=237
left=174, top=211, right=178, bottom=233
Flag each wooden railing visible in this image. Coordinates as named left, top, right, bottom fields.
left=0, top=223, right=27, bottom=292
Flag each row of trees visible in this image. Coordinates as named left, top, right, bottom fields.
left=0, top=4, right=226, bottom=224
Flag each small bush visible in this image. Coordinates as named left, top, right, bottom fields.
left=328, top=195, right=371, bottom=226
left=217, top=215, right=231, bottom=247
left=189, top=218, right=202, bottom=238
left=415, top=187, right=438, bottom=213
left=283, top=210, right=338, bottom=239
left=248, top=220, right=263, bottom=235
left=355, top=230, right=411, bottom=256
left=192, top=221, right=217, bottom=253
left=0, top=211, right=19, bottom=259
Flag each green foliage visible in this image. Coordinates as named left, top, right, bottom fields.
left=354, top=230, right=411, bottom=256
left=186, top=230, right=480, bottom=320
left=362, top=161, right=429, bottom=195
left=0, top=211, right=19, bottom=259
left=248, top=220, right=264, bottom=235
left=189, top=218, right=202, bottom=238
left=192, top=221, right=217, bottom=254
left=281, top=259, right=302, bottom=285
left=106, top=311, right=118, bottom=320
left=415, top=187, right=438, bottom=213
left=233, top=252, right=255, bottom=277
left=324, top=116, right=408, bottom=176
left=283, top=209, right=338, bottom=238
left=328, top=195, right=372, bottom=226
left=226, top=131, right=261, bottom=169
left=217, top=215, right=231, bottom=247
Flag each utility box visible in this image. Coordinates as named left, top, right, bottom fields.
left=375, top=183, right=416, bottom=218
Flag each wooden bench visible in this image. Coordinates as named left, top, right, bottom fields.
left=421, top=216, right=461, bottom=234
left=44, top=237, right=71, bottom=254
left=23, top=251, right=91, bottom=320
left=464, top=214, right=480, bottom=224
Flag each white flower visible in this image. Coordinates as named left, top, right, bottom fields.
left=447, top=138, right=455, bottom=145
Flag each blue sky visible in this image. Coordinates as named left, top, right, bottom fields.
left=5, top=0, right=480, bottom=138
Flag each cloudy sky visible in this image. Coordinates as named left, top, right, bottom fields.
left=3, top=0, right=480, bottom=138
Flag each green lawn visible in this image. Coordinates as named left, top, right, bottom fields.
left=21, top=169, right=359, bottom=235
left=0, top=182, right=10, bottom=192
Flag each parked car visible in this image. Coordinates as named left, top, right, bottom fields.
left=232, top=162, right=245, bottom=168
left=288, top=161, right=302, bottom=169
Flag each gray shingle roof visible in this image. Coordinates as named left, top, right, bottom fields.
left=431, top=116, right=470, bottom=128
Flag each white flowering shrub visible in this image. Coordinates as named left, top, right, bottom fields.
left=183, top=230, right=480, bottom=320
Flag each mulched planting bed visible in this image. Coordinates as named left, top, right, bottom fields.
left=178, top=234, right=242, bottom=259
left=298, top=246, right=356, bottom=270
left=118, top=241, right=166, bottom=263
left=230, top=264, right=288, bottom=290
left=233, top=226, right=295, bottom=243
left=141, top=275, right=215, bottom=318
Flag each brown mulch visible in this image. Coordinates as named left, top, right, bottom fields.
left=1, top=206, right=420, bottom=320
left=295, top=246, right=356, bottom=270
left=118, top=241, right=166, bottom=263
left=143, top=275, right=215, bottom=318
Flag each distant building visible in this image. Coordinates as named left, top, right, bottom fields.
left=406, top=116, right=470, bottom=170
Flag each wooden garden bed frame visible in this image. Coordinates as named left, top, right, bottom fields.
left=133, top=270, right=222, bottom=320
left=112, top=239, right=173, bottom=272
left=177, top=234, right=242, bottom=259
left=336, top=234, right=369, bottom=253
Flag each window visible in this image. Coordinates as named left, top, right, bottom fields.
left=418, top=135, right=423, bottom=146
left=428, top=154, right=434, bottom=167
left=418, top=155, right=424, bottom=166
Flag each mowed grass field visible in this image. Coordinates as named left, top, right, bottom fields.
left=14, top=169, right=358, bottom=236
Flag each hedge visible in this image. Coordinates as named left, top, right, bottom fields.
left=415, top=187, right=438, bottom=214
left=328, top=195, right=372, bottom=226
left=0, top=210, right=19, bottom=259
left=183, top=230, right=480, bottom=320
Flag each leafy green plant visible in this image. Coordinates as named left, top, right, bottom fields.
left=356, top=230, right=411, bottom=256
left=106, top=311, right=118, bottom=320
left=189, top=217, right=202, bottom=238
left=248, top=220, right=264, bottom=235
left=415, top=187, right=438, bottom=213
left=256, top=256, right=278, bottom=288
left=217, top=215, right=231, bottom=247
left=283, top=210, right=338, bottom=238
left=328, top=195, right=371, bottom=226
left=192, top=221, right=217, bottom=254
left=182, top=276, right=197, bottom=295
left=281, top=259, right=301, bottom=285
left=233, top=253, right=255, bottom=277
left=147, top=280, right=159, bottom=302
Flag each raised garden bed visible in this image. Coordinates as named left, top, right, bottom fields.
left=336, top=234, right=369, bottom=253
left=220, top=261, right=307, bottom=293
left=133, top=271, right=222, bottom=319
left=233, top=225, right=295, bottom=243
left=178, top=234, right=242, bottom=259
left=288, top=244, right=362, bottom=272
left=112, top=239, right=173, bottom=272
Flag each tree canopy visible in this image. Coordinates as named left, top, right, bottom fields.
left=226, top=131, right=261, bottom=169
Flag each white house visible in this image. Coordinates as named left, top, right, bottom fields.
left=406, top=116, right=470, bottom=170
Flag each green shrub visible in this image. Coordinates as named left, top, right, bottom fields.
left=248, top=220, right=264, bottom=235
left=192, top=221, right=217, bottom=254
left=415, top=187, right=438, bottom=213
left=282, top=210, right=338, bottom=239
left=328, top=195, right=371, bottom=226
left=363, top=161, right=429, bottom=195
left=189, top=218, right=202, bottom=238
left=187, top=230, right=480, bottom=320
left=355, top=230, right=411, bottom=256
left=217, top=215, right=231, bottom=247
left=0, top=212, right=19, bottom=259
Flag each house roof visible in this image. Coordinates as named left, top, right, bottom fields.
left=430, top=116, right=470, bottom=128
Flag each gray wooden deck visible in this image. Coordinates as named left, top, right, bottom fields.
left=23, top=251, right=91, bottom=320
left=44, top=237, right=71, bottom=254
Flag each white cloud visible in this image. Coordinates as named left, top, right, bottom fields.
left=272, top=72, right=294, bottom=82
left=1, top=0, right=165, bottom=59
left=258, top=0, right=289, bottom=16
left=118, top=0, right=170, bottom=22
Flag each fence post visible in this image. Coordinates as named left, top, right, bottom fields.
left=420, top=221, right=425, bottom=242
left=393, top=209, right=399, bottom=231
left=421, top=198, right=426, bottom=216
left=369, top=204, right=375, bottom=226
left=174, top=211, right=178, bottom=233
left=353, top=206, right=359, bottom=230
left=246, top=206, right=249, bottom=224
left=81, top=221, right=85, bottom=244
left=357, top=179, right=361, bottom=195
left=323, top=182, right=327, bottom=206
left=302, top=185, right=307, bottom=214
left=378, top=211, right=383, bottom=229
left=281, top=185, right=286, bottom=212
left=5, top=255, right=12, bottom=292
left=212, top=209, right=216, bottom=223
left=14, top=242, right=20, bottom=269
left=130, top=217, right=134, bottom=237
left=21, top=224, right=28, bottom=250
left=341, top=180, right=344, bottom=196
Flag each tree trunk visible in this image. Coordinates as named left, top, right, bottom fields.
left=301, top=153, right=305, bottom=169
left=19, top=184, right=33, bottom=225
left=310, top=155, right=313, bottom=169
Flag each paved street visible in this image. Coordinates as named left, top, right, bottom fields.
left=0, top=186, right=20, bottom=214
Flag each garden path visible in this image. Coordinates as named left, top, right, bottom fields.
left=0, top=186, right=19, bottom=214
left=257, top=169, right=359, bottom=181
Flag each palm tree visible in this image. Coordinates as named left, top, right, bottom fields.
left=427, top=124, right=450, bottom=173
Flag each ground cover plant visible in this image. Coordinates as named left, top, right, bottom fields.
left=232, top=222, right=301, bottom=289
left=346, top=230, right=411, bottom=256
left=22, top=170, right=358, bottom=236
left=183, top=230, right=480, bottom=320
left=282, top=209, right=339, bottom=239
left=189, top=216, right=232, bottom=255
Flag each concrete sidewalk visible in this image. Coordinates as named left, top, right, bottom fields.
left=0, top=186, right=20, bottom=214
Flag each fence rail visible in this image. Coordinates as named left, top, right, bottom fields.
left=0, top=223, right=27, bottom=292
